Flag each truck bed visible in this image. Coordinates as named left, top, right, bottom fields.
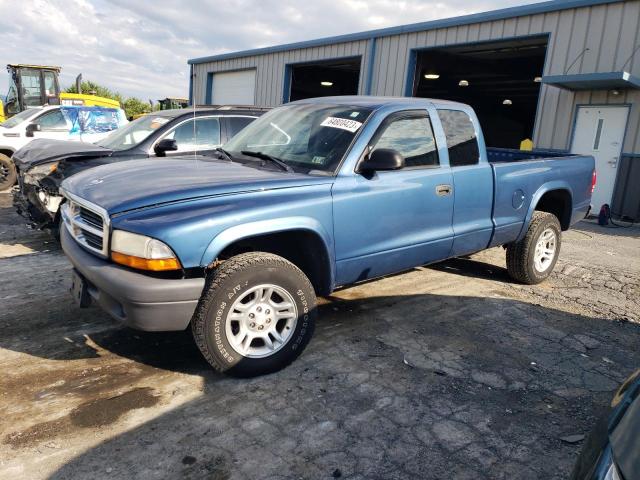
left=488, top=149, right=594, bottom=248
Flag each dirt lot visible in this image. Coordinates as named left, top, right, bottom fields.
left=0, top=191, right=638, bottom=480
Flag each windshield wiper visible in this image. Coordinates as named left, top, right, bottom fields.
left=214, top=147, right=233, bottom=161
left=240, top=150, right=293, bottom=172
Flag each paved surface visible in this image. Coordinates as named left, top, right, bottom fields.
left=0, top=191, right=638, bottom=479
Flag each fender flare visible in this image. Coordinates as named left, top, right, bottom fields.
left=200, top=216, right=335, bottom=287
left=0, top=146, right=16, bottom=157
left=516, top=181, right=573, bottom=242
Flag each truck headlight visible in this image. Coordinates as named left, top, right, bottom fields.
left=110, top=230, right=181, bottom=271
left=24, top=162, right=59, bottom=184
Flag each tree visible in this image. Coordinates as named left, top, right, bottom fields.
left=65, top=80, right=151, bottom=119
left=123, top=97, right=152, bottom=119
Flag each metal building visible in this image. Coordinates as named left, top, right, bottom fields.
left=189, top=0, right=640, bottom=219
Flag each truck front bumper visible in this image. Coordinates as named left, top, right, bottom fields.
left=61, top=225, right=205, bottom=331
left=12, top=182, right=57, bottom=228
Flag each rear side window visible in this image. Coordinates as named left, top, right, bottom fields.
left=227, top=116, right=255, bottom=138
left=438, top=110, right=480, bottom=167
left=373, top=115, right=439, bottom=168
left=165, top=117, right=221, bottom=151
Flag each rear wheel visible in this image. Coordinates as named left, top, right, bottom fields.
left=191, top=252, right=316, bottom=377
left=0, top=153, right=16, bottom=191
left=506, top=211, right=561, bottom=284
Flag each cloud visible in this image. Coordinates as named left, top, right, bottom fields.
left=0, top=0, right=541, bottom=102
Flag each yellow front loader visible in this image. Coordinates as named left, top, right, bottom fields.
left=0, top=64, right=119, bottom=123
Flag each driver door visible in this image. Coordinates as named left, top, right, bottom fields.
left=31, top=108, right=74, bottom=142
left=332, top=110, right=454, bottom=285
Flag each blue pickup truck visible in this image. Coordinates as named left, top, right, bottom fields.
left=59, top=96, right=595, bottom=377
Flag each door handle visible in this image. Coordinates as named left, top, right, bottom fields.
left=436, top=184, right=453, bottom=196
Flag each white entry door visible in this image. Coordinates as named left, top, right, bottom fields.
left=571, top=105, right=629, bottom=211
left=211, top=70, right=256, bottom=105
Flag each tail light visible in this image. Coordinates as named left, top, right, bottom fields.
left=591, top=169, right=597, bottom=194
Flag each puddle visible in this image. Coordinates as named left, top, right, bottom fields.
left=3, top=387, right=159, bottom=448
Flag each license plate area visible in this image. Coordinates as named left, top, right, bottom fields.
left=71, top=269, right=91, bottom=308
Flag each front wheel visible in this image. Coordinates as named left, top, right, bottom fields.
left=191, top=252, right=317, bottom=377
left=506, top=211, right=561, bottom=285
left=0, top=153, right=16, bottom=191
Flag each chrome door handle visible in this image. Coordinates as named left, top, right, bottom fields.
left=436, top=184, right=453, bottom=196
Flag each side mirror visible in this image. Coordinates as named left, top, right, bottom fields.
left=358, top=148, right=405, bottom=173
left=154, top=138, right=178, bottom=156
left=25, top=123, right=41, bottom=137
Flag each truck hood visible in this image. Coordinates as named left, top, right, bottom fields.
left=13, top=139, right=113, bottom=170
left=61, top=157, right=333, bottom=214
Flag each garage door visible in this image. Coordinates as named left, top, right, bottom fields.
left=211, top=69, right=256, bottom=105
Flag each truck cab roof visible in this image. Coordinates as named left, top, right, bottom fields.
left=289, top=95, right=471, bottom=111
left=151, top=105, right=271, bottom=119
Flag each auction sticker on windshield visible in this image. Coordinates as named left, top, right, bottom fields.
left=320, top=117, right=363, bottom=133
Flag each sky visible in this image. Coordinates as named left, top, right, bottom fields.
left=0, top=0, right=544, bottom=101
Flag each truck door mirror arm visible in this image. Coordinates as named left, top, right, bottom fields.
left=356, top=148, right=405, bottom=174
left=154, top=138, right=178, bottom=157
left=25, top=123, right=41, bottom=137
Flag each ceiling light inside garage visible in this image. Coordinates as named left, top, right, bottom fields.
left=424, top=73, right=440, bottom=80
left=503, top=99, right=513, bottom=105
left=534, top=76, right=542, bottom=83
left=320, top=81, right=333, bottom=86
left=458, top=80, right=469, bottom=86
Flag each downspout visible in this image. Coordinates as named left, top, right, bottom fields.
left=365, top=37, right=377, bottom=95
left=188, top=64, right=194, bottom=106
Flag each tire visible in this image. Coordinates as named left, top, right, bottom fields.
left=506, top=211, right=562, bottom=285
left=191, top=252, right=317, bottom=377
left=0, top=153, right=16, bottom=191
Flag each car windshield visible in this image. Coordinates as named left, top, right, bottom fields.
left=0, top=108, right=41, bottom=128
left=224, top=104, right=373, bottom=174
left=96, top=115, right=171, bottom=150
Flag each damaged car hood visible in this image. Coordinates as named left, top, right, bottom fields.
left=12, top=139, right=113, bottom=170
left=61, top=156, right=332, bottom=214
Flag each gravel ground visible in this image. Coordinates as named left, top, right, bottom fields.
left=0, top=191, right=638, bottom=479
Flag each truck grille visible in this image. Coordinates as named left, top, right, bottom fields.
left=60, top=193, right=109, bottom=257
left=82, top=229, right=104, bottom=250
left=79, top=207, right=104, bottom=230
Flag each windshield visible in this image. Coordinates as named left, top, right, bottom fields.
left=96, top=115, right=170, bottom=150
left=224, top=104, right=373, bottom=173
left=0, top=108, right=41, bottom=128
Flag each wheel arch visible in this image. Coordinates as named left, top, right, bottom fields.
left=518, top=182, right=573, bottom=241
left=0, top=147, right=15, bottom=158
left=200, top=218, right=335, bottom=296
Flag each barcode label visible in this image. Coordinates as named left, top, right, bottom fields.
left=320, top=117, right=363, bottom=133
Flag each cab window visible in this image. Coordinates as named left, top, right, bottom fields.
left=372, top=114, right=439, bottom=168
left=5, top=80, right=19, bottom=115
left=33, top=110, right=68, bottom=130
left=43, top=71, right=58, bottom=97
left=21, top=69, right=44, bottom=107
left=437, top=110, right=480, bottom=167
left=163, top=117, right=221, bottom=152
left=227, top=116, right=255, bottom=138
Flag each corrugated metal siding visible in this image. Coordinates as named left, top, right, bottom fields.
left=364, top=1, right=640, bottom=153
left=192, top=1, right=640, bottom=156
left=193, top=39, right=370, bottom=107
left=612, top=155, right=640, bottom=220
left=547, top=1, right=640, bottom=154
